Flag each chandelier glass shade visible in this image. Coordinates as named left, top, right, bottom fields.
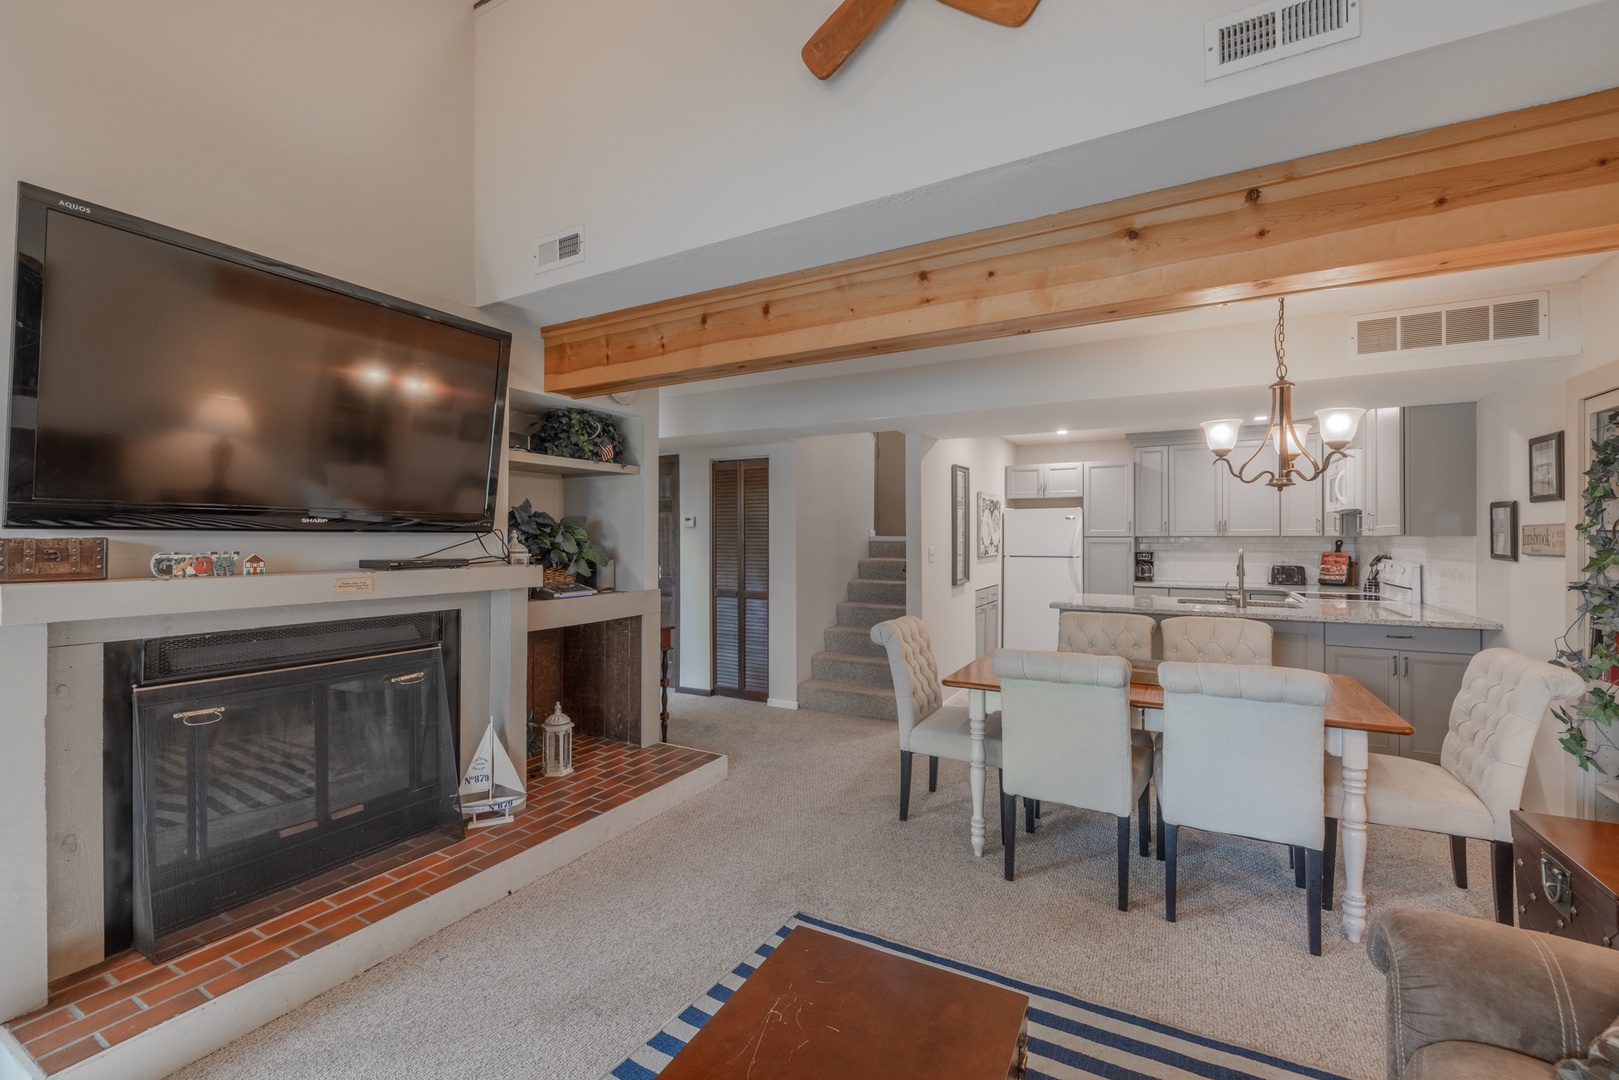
left=1201, top=298, right=1364, bottom=489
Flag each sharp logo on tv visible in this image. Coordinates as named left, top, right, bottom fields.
left=301, top=517, right=330, bottom=524
left=56, top=200, right=92, bottom=214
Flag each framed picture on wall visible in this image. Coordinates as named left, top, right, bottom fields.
left=1529, top=431, right=1564, bottom=502
left=1490, top=500, right=1518, bottom=561
left=951, top=465, right=970, bottom=586
left=976, top=491, right=1002, bottom=558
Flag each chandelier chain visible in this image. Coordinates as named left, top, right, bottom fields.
left=1274, top=296, right=1287, bottom=381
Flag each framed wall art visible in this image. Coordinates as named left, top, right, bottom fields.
left=951, top=465, right=970, bottom=586
left=1529, top=431, right=1564, bottom=502
left=976, top=491, right=1002, bottom=558
left=1490, top=501, right=1518, bottom=561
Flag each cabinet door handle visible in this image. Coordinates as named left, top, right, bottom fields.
left=1127, top=518, right=1132, bottom=534
left=1386, top=634, right=1413, bottom=639
left=1390, top=656, right=1398, bottom=678
left=1404, top=657, right=1410, bottom=679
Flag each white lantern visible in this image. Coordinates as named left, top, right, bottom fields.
left=542, top=701, right=574, bottom=777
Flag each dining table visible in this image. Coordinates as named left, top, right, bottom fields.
left=940, top=652, right=1414, bottom=944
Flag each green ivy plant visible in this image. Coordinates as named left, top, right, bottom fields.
left=1553, top=428, right=1619, bottom=772
left=508, top=500, right=608, bottom=577
left=528, top=408, right=626, bottom=465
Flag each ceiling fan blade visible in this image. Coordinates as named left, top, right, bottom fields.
left=802, top=0, right=905, bottom=80
left=934, top=0, right=1041, bottom=28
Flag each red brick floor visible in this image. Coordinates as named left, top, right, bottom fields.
left=4, top=736, right=720, bottom=1075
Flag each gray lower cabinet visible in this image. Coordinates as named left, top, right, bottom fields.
left=1266, top=619, right=1324, bottom=673
left=1323, top=624, right=1482, bottom=762
left=975, top=585, right=1000, bottom=656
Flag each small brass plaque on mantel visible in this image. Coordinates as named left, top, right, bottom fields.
left=1522, top=523, right=1566, bottom=557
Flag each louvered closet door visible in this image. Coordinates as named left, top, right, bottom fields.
left=712, top=458, right=769, bottom=701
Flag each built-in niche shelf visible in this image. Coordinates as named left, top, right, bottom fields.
left=508, top=448, right=641, bottom=478
left=527, top=588, right=658, bottom=632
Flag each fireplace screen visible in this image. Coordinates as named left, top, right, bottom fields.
left=131, top=645, right=463, bottom=960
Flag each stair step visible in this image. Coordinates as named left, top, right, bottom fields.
left=836, top=600, right=905, bottom=629
left=858, top=557, right=906, bottom=581
left=847, top=578, right=906, bottom=604
left=868, top=538, right=906, bottom=559
left=796, top=679, right=897, bottom=722
left=811, top=650, right=893, bottom=687
left=825, top=624, right=887, bottom=657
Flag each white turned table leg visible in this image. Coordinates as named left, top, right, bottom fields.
left=1339, top=730, right=1371, bottom=943
left=969, top=688, right=986, bottom=858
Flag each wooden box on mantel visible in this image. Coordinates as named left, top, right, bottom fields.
left=1511, top=810, right=1619, bottom=949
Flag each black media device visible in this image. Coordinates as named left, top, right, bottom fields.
left=357, top=558, right=471, bottom=571
left=8, top=183, right=512, bottom=531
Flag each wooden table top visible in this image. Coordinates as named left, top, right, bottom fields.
left=941, top=652, right=1413, bottom=736
left=1512, top=810, right=1619, bottom=895
left=658, top=926, right=1028, bottom=1080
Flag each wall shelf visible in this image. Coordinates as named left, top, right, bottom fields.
left=508, top=449, right=640, bottom=478
left=527, top=588, right=658, bottom=632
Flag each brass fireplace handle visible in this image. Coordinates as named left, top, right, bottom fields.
left=390, top=672, right=426, bottom=685
left=174, top=707, right=225, bottom=726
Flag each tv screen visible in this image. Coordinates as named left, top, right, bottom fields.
left=8, top=184, right=510, bottom=531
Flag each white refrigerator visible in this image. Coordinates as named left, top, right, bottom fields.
left=1002, top=506, right=1083, bottom=651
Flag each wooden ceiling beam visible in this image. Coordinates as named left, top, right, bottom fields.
left=541, top=88, right=1619, bottom=398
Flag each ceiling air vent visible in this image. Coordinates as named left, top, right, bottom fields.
left=533, top=226, right=584, bottom=275
left=1352, top=291, right=1549, bottom=358
left=1206, top=0, right=1361, bottom=80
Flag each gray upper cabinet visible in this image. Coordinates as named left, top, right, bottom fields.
left=1005, top=462, right=1082, bottom=500
left=1134, top=446, right=1168, bottom=537
left=1168, top=444, right=1222, bottom=535
left=1082, top=461, right=1134, bottom=536
left=1404, top=403, right=1477, bottom=536
left=1222, top=438, right=1280, bottom=536
left=1006, top=464, right=1043, bottom=500
left=1280, top=432, right=1325, bottom=537
left=1362, top=407, right=1404, bottom=537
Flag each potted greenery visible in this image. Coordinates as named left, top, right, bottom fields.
left=509, top=500, right=608, bottom=584
left=527, top=408, right=627, bottom=465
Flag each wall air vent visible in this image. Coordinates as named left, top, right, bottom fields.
left=533, top=226, right=584, bottom=275
left=1352, top=291, right=1549, bottom=358
left=1205, top=0, right=1361, bottom=80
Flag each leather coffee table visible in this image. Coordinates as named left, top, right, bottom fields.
left=659, top=927, right=1029, bottom=1079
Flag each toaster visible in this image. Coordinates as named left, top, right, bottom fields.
left=1269, top=564, right=1307, bottom=586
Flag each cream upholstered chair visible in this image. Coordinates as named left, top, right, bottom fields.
left=870, top=616, right=1002, bottom=821
left=1159, top=616, right=1273, bottom=665
left=1324, top=648, right=1584, bottom=924
left=1057, top=611, right=1157, bottom=661
left=992, top=649, right=1152, bottom=910
left=1157, top=661, right=1333, bottom=954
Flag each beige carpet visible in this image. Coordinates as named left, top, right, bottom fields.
left=174, top=694, right=1497, bottom=1080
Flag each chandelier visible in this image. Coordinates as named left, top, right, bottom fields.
left=1200, top=297, right=1365, bottom=490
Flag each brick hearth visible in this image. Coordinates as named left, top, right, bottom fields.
left=4, top=735, right=719, bottom=1076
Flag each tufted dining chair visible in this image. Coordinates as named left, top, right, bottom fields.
left=870, top=616, right=1002, bottom=822
left=1057, top=611, right=1157, bottom=661
left=1159, top=616, right=1272, bottom=665
left=1324, top=648, right=1585, bottom=924
left=993, top=649, right=1152, bottom=910
left=1157, top=661, right=1334, bottom=954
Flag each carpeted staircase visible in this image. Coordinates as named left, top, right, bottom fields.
left=796, top=538, right=905, bottom=720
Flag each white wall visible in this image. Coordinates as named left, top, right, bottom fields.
left=474, top=0, right=1613, bottom=315
left=795, top=434, right=876, bottom=690
left=917, top=436, right=1016, bottom=682
left=0, top=1, right=499, bottom=574
left=676, top=443, right=798, bottom=704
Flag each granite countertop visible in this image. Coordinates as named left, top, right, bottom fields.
left=1132, top=579, right=1364, bottom=593
left=1052, top=592, right=1502, bottom=631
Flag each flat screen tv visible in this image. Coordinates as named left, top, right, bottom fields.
left=8, top=183, right=511, bottom=531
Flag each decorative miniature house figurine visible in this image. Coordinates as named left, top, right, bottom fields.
left=243, top=553, right=266, bottom=576
left=542, top=701, right=574, bottom=777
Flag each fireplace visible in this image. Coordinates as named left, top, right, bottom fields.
left=104, top=612, right=466, bottom=961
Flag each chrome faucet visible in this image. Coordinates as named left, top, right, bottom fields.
left=1235, top=548, right=1246, bottom=609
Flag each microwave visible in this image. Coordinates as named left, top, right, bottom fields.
left=1323, top=449, right=1363, bottom=528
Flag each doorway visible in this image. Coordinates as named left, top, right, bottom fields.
left=874, top=431, right=905, bottom=536
left=658, top=455, right=680, bottom=690
left=712, top=458, right=769, bottom=700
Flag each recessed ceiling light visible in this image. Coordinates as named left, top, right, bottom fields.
left=1253, top=415, right=1267, bottom=422
left=1056, top=429, right=1068, bottom=435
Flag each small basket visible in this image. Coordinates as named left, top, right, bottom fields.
left=542, top=566, right=577, bottom=586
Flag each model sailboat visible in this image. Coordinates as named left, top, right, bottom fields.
left=459, top=718, right=527, bottom=828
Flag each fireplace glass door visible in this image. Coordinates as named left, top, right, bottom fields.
left=131, top=645, right=462, bottom=960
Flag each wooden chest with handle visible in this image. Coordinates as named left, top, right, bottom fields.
left=1510, top=810, right=1619, bottom=949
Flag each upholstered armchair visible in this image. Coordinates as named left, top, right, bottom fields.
left=1157, top=661, right=1333, bottom=954
left=992, top=649, right=1152, bottom=910
left=870, top=617, right=1002, bottom=821
left=1325, top=648, right=1585, bottom=923
left=1159, top=616, right=1273, bottom=665
left=1369, top=907, right=1619, bottom=1079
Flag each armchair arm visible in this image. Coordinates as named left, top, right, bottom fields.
left=1368, top=908, right=1619, bottom=1079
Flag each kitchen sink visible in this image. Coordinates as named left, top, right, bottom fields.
left=1174, top=596, right=1301, bottom=609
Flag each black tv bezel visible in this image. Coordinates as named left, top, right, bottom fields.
left=7, top=183, right=512, bottom=532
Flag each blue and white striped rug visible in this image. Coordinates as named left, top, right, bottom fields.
left=607, top=914, right=1353, bottom=1080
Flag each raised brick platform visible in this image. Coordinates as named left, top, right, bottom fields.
left=4, top=735, right=720, bottom=1076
